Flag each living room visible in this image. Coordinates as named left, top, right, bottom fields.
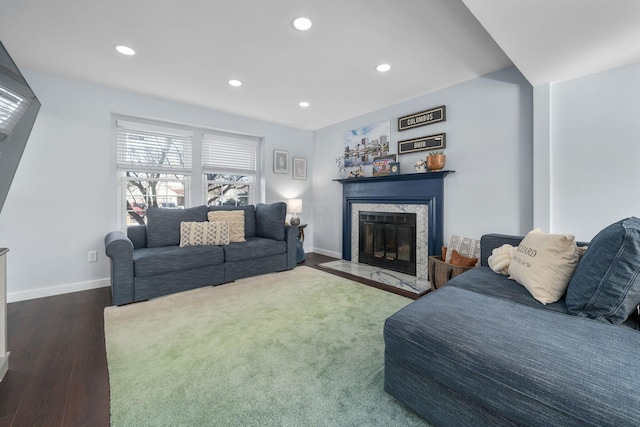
left=1, top=0, right=639, bottom=425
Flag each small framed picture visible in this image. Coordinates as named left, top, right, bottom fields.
left=372, top=154, right=397, bottom=176
left=274, top=150, right=289, bottom=174
left=293, top=157, right=307, bottom=180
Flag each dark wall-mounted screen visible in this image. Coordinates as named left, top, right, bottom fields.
left=0, top=41, right=41, bottom=214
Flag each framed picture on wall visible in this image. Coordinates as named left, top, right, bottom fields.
left=274, top=150, right=289, bottom=174
left=293, top=157, right=307, bottom=180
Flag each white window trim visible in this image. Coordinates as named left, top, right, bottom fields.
left=113, top=114, right=262, bottom=229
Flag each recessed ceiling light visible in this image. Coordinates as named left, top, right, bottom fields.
left=299, top=101, right=310, bottom=108
left=376, top=63, right=391, bottom=72
left=228, top=79, right=242, bottom=87
left=115, top=45, right=136, bottom=56
left=292, top=17, right=312, bottom=31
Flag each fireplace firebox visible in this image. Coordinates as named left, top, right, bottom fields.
left=358, top=211, right=416, bottom=276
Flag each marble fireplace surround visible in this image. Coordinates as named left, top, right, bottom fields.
left=337, top=171, right=453, bottom=279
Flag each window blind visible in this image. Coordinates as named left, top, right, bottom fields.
left=202, top=133, right=257, bottom=173
left=0, top=83, right=30, bottom=135
left=116, top=120, right=192, bottom=172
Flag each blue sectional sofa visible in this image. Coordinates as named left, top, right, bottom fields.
left=384, top=220, right=640, bottom=427
left=105, top=202, right=297, bottom=305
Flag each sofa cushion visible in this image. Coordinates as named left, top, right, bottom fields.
left=179, top=221, right=230, bottom=247
left=566, top=217, right=640, bottom=324
left=207, top=210, right=245, bottom=242
left=134, top=245, right=224, bottom=277
left=222, top=237, right=287, bottom=263
left=208, top=205, right=256, bottom=238
left=447, top=266, right=570, bottom=314
left=508, top=228, right=579, bottom=305
left=255, top=202, right=286, bottom=241
left=146, top=205, right=209, bottom=248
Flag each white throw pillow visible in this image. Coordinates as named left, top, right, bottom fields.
left=488, top=244, right=515, bottom=275
left=508, top=228, right=579, bottom=304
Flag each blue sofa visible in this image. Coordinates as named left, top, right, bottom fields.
left=384, top=224, right=640, bottom=426
left=105, top=202, right=297, bottom=305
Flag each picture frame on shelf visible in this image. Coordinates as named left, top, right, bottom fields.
left=388, top=162, right=400, bottom=175
left=372, top=154, right=397, bottom=177
left=274, top=150, right=289, bottom=174
left=293, top=157, right=307, bottom=180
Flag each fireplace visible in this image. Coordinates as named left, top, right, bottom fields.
left=358, top=211, right=416, bottom=275
left=337, top=171, right=453, bottom=282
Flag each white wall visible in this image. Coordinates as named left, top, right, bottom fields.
left=544, top=61, right=640, bottom=241
left=312, top=67, right=534, bottom=257
left=0, top=71, right=313, bottom=301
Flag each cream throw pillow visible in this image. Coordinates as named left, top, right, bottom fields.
left=508, top=228, right=579, bottom=304
left=180, top=221, right=230, bottom=247
left=207, top=210, right=245, bottom=242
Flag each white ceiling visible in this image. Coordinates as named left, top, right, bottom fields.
left=0, top=0, right=638, bottom=130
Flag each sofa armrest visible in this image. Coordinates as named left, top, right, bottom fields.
left=105, top=231, right=135, bottom=305
left=285, top=225, right=297, bottom=269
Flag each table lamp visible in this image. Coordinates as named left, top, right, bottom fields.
left=287, top=198, right=302, bottom=226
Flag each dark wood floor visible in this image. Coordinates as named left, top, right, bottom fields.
left=0, top=253, right=348, bottom=427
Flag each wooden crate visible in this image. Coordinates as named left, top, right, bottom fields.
left=428, top=256, right=475, bottom=290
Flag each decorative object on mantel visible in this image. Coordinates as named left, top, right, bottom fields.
left=398, top=133, right=446, bottom=155
left=398, top=105, right=446, bottom=131
left=372, top=155, right=397, bottom=176
left=389, top=162, right=400, bottom=175
left=414, top=159, right=427, bottom=173
left=344, top=121, right=391, bottom=168
left=426, top=151, right=446, bottom=172
left=349, top=165, right=365, bottom=178
left=335, top=156, right=346, bottom=178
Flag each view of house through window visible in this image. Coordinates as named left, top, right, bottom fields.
left=124, top=173, right=187, bottom=226
left=115, top=116, right=259, bottom=227
left=206, top=174, right=252, bottom=206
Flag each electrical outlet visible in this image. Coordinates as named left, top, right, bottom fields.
left=88, top=250, right=97, bottom=262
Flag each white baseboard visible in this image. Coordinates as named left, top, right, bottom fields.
left=8, top=278, right=110, bottom=303
left=310, top=247, right=342, bottom=259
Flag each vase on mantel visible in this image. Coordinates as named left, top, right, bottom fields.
left=426, top=153, right=446, bottom=172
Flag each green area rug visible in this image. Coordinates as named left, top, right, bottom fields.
left=104, top=266, right=429, bottom=426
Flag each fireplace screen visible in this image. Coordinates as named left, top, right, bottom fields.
left=358, top=211, right=416, bottom=276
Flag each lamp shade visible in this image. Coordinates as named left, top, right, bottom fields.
left=287, top=198, right=302, bottom=214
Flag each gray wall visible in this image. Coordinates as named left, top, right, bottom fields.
left=0, top=70, right=314, bottom=301
left=543, top=61, right=640, bottom=240
left=312, top=66, right=534, bottom=257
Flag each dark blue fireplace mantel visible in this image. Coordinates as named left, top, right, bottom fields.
left=336, top=171, right=454, bottom=261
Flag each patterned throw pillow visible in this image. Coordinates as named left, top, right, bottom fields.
left=207, top=210, right=246, bottom=242
left=444, top=235, right=481, bottom=264
left=179, top=221, right=230, bottom=247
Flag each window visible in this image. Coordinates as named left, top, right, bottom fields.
left=115, top=117, right=260, bottom=226
left=116, top=119, right=192, bottom=226
left=203, top=132, right=258, bottom=207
